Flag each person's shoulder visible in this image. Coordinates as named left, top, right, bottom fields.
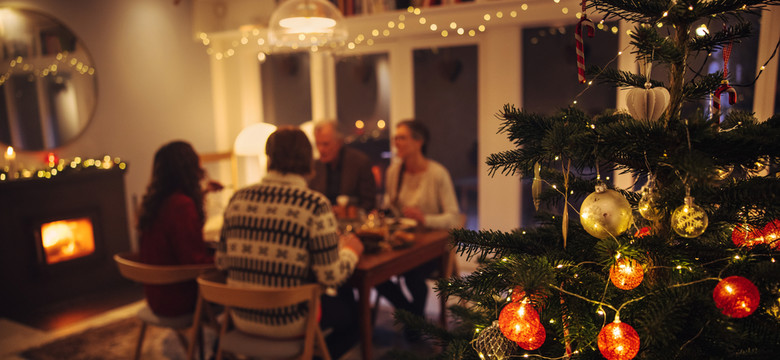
left=167, top=193, right=195, bottom=207
left=343, top=146, right=371, bottom=162
left=427, top=160, right=449, bottom=173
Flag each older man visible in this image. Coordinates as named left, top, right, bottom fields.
left=308, top=120, right=377, bottom=211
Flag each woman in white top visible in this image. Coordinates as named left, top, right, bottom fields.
left=378, top=119, right=460, bottom=319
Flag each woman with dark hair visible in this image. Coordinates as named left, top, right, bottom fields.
left=137, top=140, right=217, bottom=317
left=378, top=119, right=460, bottom=320
left=216, top=126, right=364, bottom=359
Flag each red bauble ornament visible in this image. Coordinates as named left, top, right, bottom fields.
left=498, top=301, right=541, bottom=343
left=713, top=276, right=760, bottom=318
left=516, top=321, right=546, bottom=350
left=732, top=224, right=764, bottom=247
left=610, top=258, right=644, bottom=290
left=762, top=219, right=780, bottom=249
left=597, top=320, right=640, bottom=360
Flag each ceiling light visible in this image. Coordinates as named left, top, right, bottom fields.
left=268, top=0, right=347, bottom=48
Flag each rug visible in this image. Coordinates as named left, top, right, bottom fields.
left=20, top=317, right=190, bottom=360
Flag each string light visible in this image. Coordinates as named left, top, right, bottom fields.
left=197, top=2, right=575, bottom=58
left=0, top=156, right=126, bottom=182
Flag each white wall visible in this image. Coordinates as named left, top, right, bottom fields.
left=3, top=0, right=216, bottom=247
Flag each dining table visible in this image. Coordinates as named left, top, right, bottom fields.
left=350, top=228, right=454, bottom=360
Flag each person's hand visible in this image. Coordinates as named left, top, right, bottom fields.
left=402, top=206, right=425, bottom=225
left=340, top=233, right=364, bottom=257
left=204, top=180, right=224, bottom=193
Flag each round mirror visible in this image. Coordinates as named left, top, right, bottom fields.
left=0, top=7, right=97, bottom=151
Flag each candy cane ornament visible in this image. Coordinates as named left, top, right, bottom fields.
left=576, top=1, right=595, bottom=83
left=713, top=80, right=737, bottom=111
left=712, top=29, right=737, bottom=113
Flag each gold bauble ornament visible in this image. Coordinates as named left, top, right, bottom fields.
left=637, top=187, right=662, bottom=221
left=671, top=196, right=708, bottom=238
left=473, top=321, right=518, bottom=359
left=580, top=183, right=633, bottom=239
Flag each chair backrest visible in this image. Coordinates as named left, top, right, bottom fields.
left=114, top=252, right=216, bottom=285
left=197, top=271, right=321, bottom=309
left=195, top=271, right=325, bottom=360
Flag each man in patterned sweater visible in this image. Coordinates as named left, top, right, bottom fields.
left=217, top=126, right=364, bottom=359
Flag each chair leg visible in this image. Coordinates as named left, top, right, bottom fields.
left=315, top=327, right=332, bottom=360
left=134, top=322, right=147, bottom=360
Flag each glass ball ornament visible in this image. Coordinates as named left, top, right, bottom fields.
left=610, top=258, right=644, bottom=290
left=713, top=276, right=760, bottom=318
left=670, top=196, right=708, bottom=238
left=597, top=320, right=640, bottom=360
left=580, top=183, right=633, bottom=239
left=516, top=321, right=546, bottom=350
left=498, top=301, right=542, bottom=343
left=474, top=321, right=518, bottom=359
left=637, top=187, right=662, bottom=221
left=731, top=224, right=763, bottom=248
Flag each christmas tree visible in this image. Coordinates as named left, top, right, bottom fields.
left=395, top=1, right=780, bottom=359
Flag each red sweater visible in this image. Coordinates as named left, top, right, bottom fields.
left=139, top=193, right=213, bottom=317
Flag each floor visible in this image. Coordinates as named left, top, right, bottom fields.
left=0, top=258, right=477, bottom=360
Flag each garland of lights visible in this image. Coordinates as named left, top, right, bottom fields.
left=198, top=2, right=603, bottom=60
left=0, top=155, right=127, bottom=182
left=0, top=52, right=96, bottom=86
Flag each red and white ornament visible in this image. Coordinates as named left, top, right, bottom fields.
left=597, top=319, right=640, bottom=360
left=575, top=1, right=595, bottom=83
left=713, top=276, right=760, bottom=318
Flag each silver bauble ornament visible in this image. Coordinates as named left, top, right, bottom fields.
left=671, top=196, right=708, bottom=238
left=580, top=183, right=633, bottom=239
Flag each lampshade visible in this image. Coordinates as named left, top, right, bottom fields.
left=234, top=122, right=277, bottom=184
left=268, top=0, right=347, bottom=48
left=234, top=122, right=277, bottom=156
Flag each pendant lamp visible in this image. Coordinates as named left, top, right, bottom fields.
left=268, top=0, right=347, bottom=48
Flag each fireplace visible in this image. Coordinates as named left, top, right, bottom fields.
left=39, top=216, right=96, bottom=265
left=0, top=166, right=131, bottom=317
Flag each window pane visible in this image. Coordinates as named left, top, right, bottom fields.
left=523, top=23, right=619, bottom=115
left=260, top=52, right=311, bottom=126
left=413, top=45, right=478, bottom=229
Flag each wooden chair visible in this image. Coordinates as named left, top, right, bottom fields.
left=113, top=252, right=216, bottom=360
left=187, top=271, right=331, bottom=360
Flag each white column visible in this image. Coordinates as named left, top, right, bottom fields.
left=753, top=7, right=780, bottom=123
left=389, top=42, right=415, bottom=129
left=310, top=51, right=337, bottom=121
left=478, top=26, right=522, bottom=231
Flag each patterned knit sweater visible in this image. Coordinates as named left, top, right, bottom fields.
left=216, top=171, right=358, bottom=338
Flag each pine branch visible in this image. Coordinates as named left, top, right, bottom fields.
left=688, top=22, right=753, bottom=53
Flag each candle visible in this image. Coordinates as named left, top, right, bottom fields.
left=5, top=146, right=16, bottom=176
left=5, top=146, right=15, bottom=162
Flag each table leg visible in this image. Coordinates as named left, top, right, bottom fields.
left=359, top=282, right=373, bottom=360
